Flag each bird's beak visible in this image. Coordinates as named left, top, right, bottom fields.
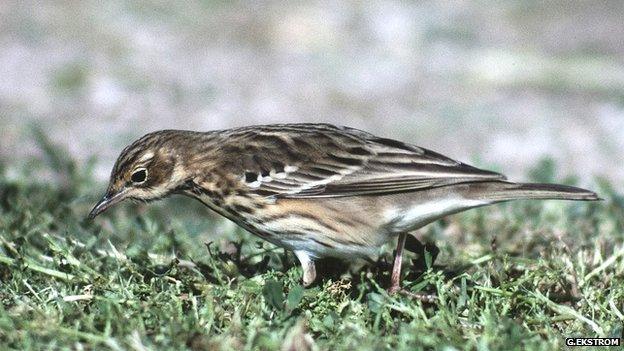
left=88, top=189, right=127, bottom=219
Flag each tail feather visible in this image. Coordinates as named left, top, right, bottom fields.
left=466, top=181, right=600, bottom=202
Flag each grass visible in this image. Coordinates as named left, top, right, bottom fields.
left=0, top=136, right=623, bottom=350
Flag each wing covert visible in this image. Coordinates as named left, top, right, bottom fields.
left=218, top=124, right=505, bottom=198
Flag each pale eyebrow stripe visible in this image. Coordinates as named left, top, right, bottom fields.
left=138, top=151, right=155, bottom=163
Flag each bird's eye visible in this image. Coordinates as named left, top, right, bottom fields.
left=131, top=169, right=148, bottom=183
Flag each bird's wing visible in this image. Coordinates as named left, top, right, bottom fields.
left=221, top=124, right=505, bottom=198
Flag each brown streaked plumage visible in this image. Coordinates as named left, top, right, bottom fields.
left=89, top=123, right=600, bottom=292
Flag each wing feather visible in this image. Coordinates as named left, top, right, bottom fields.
left=220, top=124, right=505, bottom=198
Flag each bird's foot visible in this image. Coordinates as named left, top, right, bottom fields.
left=295, top=250, right=317, bottom=287
left=392, top=288, right=437, bottom=303
left=387, top=284, right=401, bottom=294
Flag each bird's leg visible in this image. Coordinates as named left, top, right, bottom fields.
left=392, top=234, right=439, bottom=302
left=389, top=232, right=408, bottom=294
left=294, top=250, right=316, bottom=287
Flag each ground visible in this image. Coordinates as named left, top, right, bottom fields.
left=0, top=137, right=622, bottom=350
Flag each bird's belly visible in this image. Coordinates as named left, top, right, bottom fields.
left=241, top=197, right=388, bottom=259
left=275, top=236, right=379, bottom=260
left=193, top=188, right=490, bottom=259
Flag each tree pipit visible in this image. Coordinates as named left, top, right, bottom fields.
left=89, top=123, right=599, bottom=292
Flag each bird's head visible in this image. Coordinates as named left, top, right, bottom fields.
left=88, top=131, right=188, bottom=219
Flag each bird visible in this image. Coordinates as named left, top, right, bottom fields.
left=88, top=123, right=599, bottom=292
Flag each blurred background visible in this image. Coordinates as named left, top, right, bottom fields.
left=1, top=1, right=623, bottom=185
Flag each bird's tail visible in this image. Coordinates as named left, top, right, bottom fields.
left=465, top=181, right=600, bottom=202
